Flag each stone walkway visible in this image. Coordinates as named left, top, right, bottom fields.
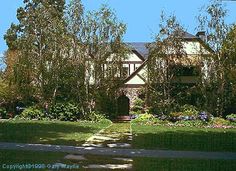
left=71, top=122, right=134, bottom=169
left=82, top=122, right=132, bottom=148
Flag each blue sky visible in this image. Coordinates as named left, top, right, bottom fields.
left=0, top=0, right=236, bottom=57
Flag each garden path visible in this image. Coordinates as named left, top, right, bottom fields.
left=66, top=122, right=134, bottom=169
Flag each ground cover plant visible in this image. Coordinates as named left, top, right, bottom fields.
left=0, top=120, right=111, bottom=146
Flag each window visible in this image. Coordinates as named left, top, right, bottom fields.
left=171, top=65, right=200, bottom=76
left=122, top=67, right=129, bottom=78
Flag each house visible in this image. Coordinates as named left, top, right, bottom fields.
left=117, top=31, right=211, bottom=115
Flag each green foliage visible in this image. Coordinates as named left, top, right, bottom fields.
left=169, top=112, right=183, bottom=118
left=0, top=80, right=18, bottom=107
left=180, top=104, right=199, bottom=116
left=95, top=91, right=117, bottom=118
left=147, top=13, right=187, bottom=115
left=175, top=120, right=206, bottom=127
left=49, top=103, right=81, bottom=121
left=226, top=114, right=236, bottom=122
left=132, top=113, right=161, bottom=125
left=131, top=98, right=145, bottom=114
left=169, top=105, right=199, bottom=121
left=4, top=23, right=19, bottom=50
left=210, top=117, right=230, bottom=127
left=20, top=107, right=44, bottom=120
left=83, top=111, right=108, bottom=122
left=3, top=0, right=127, bottom=117
left=0, top=107, right=7, bottom=119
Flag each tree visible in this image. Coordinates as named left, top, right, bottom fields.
left=197, top=0, right=232, bottom=116
left=147, top=13, right=187, bottom=115
left=4, top=0, right=68, bottom=105
left=221, top=24, right=236, bottom=114
left=4, top=0, right=128, bottom=117
left=82, top=5, right=128, bottom=114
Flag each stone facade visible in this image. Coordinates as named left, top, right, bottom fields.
left=119, top=88, right=142, bottom=108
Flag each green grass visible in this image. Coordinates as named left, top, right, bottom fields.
left=133, top=157, right=236, bottom=171
left=0, top=150, right=70, bottom=171
left=132, top=123, right=236, bottom=152
left=103, top=122, right=130, bottom=134
left=1, top=150, right=235, bottom=171
left=0, top=120, right=111, bottom=146
left=60, top=154, right=236, bottom=171
left=0, top=149, right=66, bottom=164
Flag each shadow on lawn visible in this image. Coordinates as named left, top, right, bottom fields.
left=133, top=157, right=236, bottom=171
left=0, top=121, right=101, bottom=146
left=132, top=129, right=236, bottom=152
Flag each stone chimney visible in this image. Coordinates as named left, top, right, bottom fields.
left=196, top=31, right=206, bottom=42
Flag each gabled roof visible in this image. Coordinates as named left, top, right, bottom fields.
left=123, top=31, right=212, bottom=86
left=126, top=42, right=149, bottom=59
left=182, top=31, right=199, bottom=39
left=125, top=32, right=200, bottom=60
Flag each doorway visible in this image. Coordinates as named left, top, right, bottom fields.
left=117, top=95, right=130, bottom=116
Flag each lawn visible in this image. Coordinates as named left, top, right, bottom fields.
left=132, top=123, right=236, bottom=152
left=1, top=150, right=235, bottom=171
left=0, top=150, right=81, bottom=171
left=0, top=120, right=111, bottom=146
left=68, top=155, right=236, bottom=171
left=133, top=157, right=236, bottom=171
left=0, top=149, right=66, bottom=164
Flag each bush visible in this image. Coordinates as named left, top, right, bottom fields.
left=198, top=111, right=212, bottom=122
left=169, top=105, right=199, bottom=122
left=175, top=120, right=206, bottom=127
left=132, top=113, right=160, bottom=125
left=209, top=117, right=230, bottom=127
left=0, top=107, right=7, bottom=119
left=226, top=114, right=236, bottom=122
left=83, top=111, right=107, bottom=122
left=20, top=107, right=44, bottom=120
left=131, top=98, right=145, bottom=115
left=49, top=103, right=81, bottom=121
left=180, top=104, right=199, bottom=116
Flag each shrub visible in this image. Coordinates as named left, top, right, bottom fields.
left=131, top=98, right=145, bottom=115
left=175, top=120, right=206, bottom=127
left=180, top=104, right=199, bottom=117
left=0, top=107, right=7, bottom=119
left=49, top=103, right=80, bottom=121
left=226, top=114, right=236, bottom=122
left=20, top=107, right=44, bottom=120
left=169, top=112, right=183, bottom=118
left=169, top=105, right=199, bottom=122
left=209, top=117, right=230, bottom=127
left=83, top=111, right=107, bottom=122
left=132, top=113, right=160, bottom=125
left=198, top=111, right=212, bottom=122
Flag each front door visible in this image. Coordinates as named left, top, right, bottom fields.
left=117, top=95, right=130, bottom=116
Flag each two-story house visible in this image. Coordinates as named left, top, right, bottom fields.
left=117, top=31, right=210, bottom=115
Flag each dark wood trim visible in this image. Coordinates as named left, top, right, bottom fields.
left=123, top=60, right=148, bottom=84
left=123, top=84, right=145, bottom=88
left=137, top=74, right=146, bottom=83
left=128, top=64, right=130, bottom=75
left=132, top=50, right=146, bottom=61
left=122, top=61, right=143, bottom=64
